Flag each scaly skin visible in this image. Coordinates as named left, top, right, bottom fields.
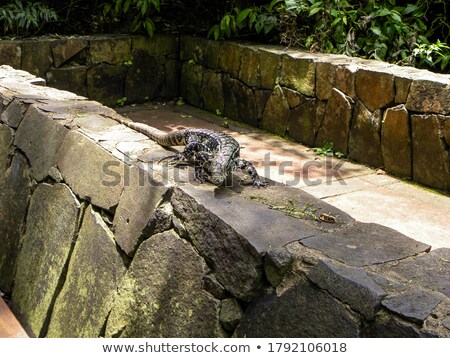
left=111, top=117, right=267, bottom=187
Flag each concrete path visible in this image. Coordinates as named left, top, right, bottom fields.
left=118, top=103, right=450, bottom=250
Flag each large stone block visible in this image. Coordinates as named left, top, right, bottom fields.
left=315, top=88, right=353, bottom=155
left=125, top=50, right=164, bottom=103
left=218, top=42, right=241, bottom=79
left=348, top=101, right=383, bottom=168
left=201, top=70, right=224, bottom=114
left=411, top=114, right=450, bottom=190
left=11, top=183, right=80, bottom=337
left=381, top=290, right=442, bottom=325
left=406, top=78, right=450, bottom=114
left=51, top=37, right=88, bottom=68
left=14, top=105, right=68, bottom=181
left=0, top=41, right=22, bottom=68
left=230, top=78, right=257, bottom=126
left=0, top=153, right=31, bottom=293
left=364, top=311, right=433, bottom=337
left=46, top=206, right=126, bottom=337
left=239, top=47, right=260, bottom=87
left=289, top=97, right=316, bottom=146
left=261, top=85, right=290, bottom=136
left=280, top=54, right=316, bottom=97
left=395, top=76, right=412, bottom=104
left=46, top=66, right=88, bottom=97
left=308, top=260, right=387, bottom=320
left=87, top=64, right=127, bottom=106
left=162, top=59, right=179, bottom=98
left=180, top=62, right=203, bottom=107
left=134, top=34, right=179, bottom=57
left=89, top=36, right=131, bottom=65
left=179, top=35, right=207, bottom=63
left=316, top=62, right=335, bottom=100
left=259, top=49, right=280, bottom=89
left=113, top=165, right=169, bottom=256
left=21, top=39, right=53, bottom=77
left=204, top=40, right=221, bottom=70
left=221, top=74, right=239, bottom=120
left=0, top=124, right=13, bottom=180
left=0, top=98, right=28, bottom=128
left=381, top=105, right=412, bottom=178
left=235, top=275, right=361, bottom=337
left=301, top=222, right=431, bottom=267
left=57, top=130, right=126, bottom=212
left=335, top=64, right=357, bottom=99
left=356, top=68, right=394, bottom=111
left=391, top=248, right=450, bottom=299
left=106, top=230, right=225, bottom=338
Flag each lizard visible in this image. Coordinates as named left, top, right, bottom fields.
left=110, top=116, right=267, bottom=188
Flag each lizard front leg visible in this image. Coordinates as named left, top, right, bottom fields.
left=233, top=158, right=268, bottom=188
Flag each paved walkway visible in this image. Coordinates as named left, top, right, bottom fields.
left=0, top=297, right=27, bottom=338
left=118, top=103, right=450, bottom=250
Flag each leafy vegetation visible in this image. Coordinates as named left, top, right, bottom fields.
left=0, top=0, right=58, bottom=36
left=313, top=141, right=344, bottom=158
left=0, top=1, right=449, bottom=73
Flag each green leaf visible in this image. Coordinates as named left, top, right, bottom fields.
left=403, top=4, right=418, bottom=15
left=309, top=7, right=322, bottom=16
left=123, top=0, right=132, bottom=13
left=236, top=8, right=252, bottom=25
left=370, top=26, right=382, bottom=36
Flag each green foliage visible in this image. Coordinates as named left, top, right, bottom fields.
left=103, top=0, right=161, bottom=37
left=278, top=0, right=450, bottom=72
left=207, top=1, right=449, bottom=72
left=313, top=141, right=344, bottom=158
left=0, top=0, right=58, bottom=36
left=207, top=0, right=282, bottom=40
left=116, top=96, right=127, bottom=106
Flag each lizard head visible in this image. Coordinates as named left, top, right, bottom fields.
left=207, top=159, right=229, bottom=186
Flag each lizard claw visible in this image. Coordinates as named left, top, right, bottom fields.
left=253, top=177, right=268, bottom=188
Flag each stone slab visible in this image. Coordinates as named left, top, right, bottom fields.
left=106, top=230, right=225, bottom=338
left=381, top=290, right=442, bottom=325
left=113, top=165, right=169, bottom=255
left=315, top=88, right=353, bottom=155
left=89, top=36, right=131, bottom=65
left=300, top=222, right=431, bottom=267
left=171, top=187, right=264, bottom=302
left=11, top=183, right=80, bottom=337
left=391, top=248, right=450, bottom=299
left=406, top=78, right=450, bottom=114
left=57, top=130, right=126, bottom=212
left=51, top=37, right=88, bottom=68
left=0, top=153, right=31, bottom=293
left=0, top=42, right=21, bottom=69
left=235, top=275, right=361, bottom=337
left=46, top=66, right=88, bottom=97
left=280, top=55, right=316, bottom=97
left=355, top=68, right=394, bottom=111
left=14, top=105, right=68, bottom=181
left=46, top=206, right=126, bottom=337
left=0, top=124, right=13, bottom=180
left=261, top=85, right=289, bottom=135
left=308, top=260, right=387, bottom=320
left=0, top=98, right=27, bottom=128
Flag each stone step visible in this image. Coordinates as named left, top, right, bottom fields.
left=0, top=297, right=28, bottom=338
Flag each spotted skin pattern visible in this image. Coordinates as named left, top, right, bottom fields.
left=112, top=117, right=267, bottom=187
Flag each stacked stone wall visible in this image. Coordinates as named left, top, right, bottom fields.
left=179, top=36, right=450, bottom=192
left=0, top=66, right=449, bottom=338
left=1, top=34, right=449, bottom=191
left=0, top=35, right=179, bottom=107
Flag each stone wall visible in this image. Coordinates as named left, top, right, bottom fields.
left=179, top=36, right=450, bottom=192
left=1, top=66, right=450, bottom=338
left=0, top=34, right=179, bottom=107
left=1, top=34, right=450, bottom=192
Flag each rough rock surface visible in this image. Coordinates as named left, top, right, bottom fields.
left=106, top=230, right=226, bottom=338
left=11, top=183, right=80, bottom=337
left=46, top=206, right=126, bottom=337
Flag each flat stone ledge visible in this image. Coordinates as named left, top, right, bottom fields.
left=300, top=222, right=431, bottom=266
